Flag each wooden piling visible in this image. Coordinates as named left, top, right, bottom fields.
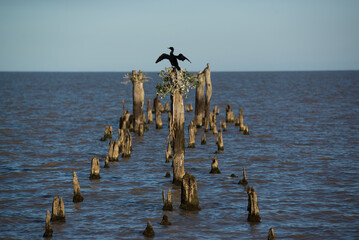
left=51, top=196, right=65, bottom=222
left=73, top=170, right=84, bottom=203
left=247, top=186, right=261, bottom=222
left=43, top=210, right=53, bottom=237
left=89, top=156, right=100, bottom=179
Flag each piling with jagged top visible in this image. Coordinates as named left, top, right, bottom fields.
left=180, top=172, right=200, bottom=211
left=51, top=196, right=65, bottom=222
left=122, top=129, right=132, bottom=158
left=162, top=189, right=173, bottom=211
left=100, top=125, right=113, bottom=141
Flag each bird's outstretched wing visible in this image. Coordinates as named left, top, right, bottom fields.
left=177, top=54, right=191, bottom=63
left=155, top=53, right=170, bottom=63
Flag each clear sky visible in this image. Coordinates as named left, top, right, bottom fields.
left=0, top=0, right=358, bottom=72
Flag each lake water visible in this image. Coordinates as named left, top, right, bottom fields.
left=0, top=71, right=359, bottom=239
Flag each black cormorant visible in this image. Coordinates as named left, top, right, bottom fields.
left=155, top=47, right=191, bottom=71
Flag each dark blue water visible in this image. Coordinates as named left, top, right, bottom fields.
left=0, top=71, right=359, bottom=239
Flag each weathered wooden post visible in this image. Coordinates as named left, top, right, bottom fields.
left=210, top=157, right=221, bottom=174
left=239, top=167, right=248, bottom=185
left=147, top=99, right=153, bottom=123
left=43, top=210, right=53, bottom=237
left=188, top=119, right=196, bottom=148
left=104, top=156, right=110, bottom=168
left=195, top=70, right=205, bottom=127
left=268, top=228, right=276, bottom=240
left=204, top=64, right=212, bottom=127
left=226, top=104, right=234, bottom=123
left=122, top=129, right=132, bottom=158
left=162, top=189, right=173, bottom=211
left=170, top=68, right=186, bottom=185
left=51, top=196, right=65, bottom=222
left=131, top=70, right=145, bottom=135
left=143, top=220, right=155, bottom=237
left=155, top=105, right=163, bottom=129
left=247, top=186, right=261, bottom=222
left=217, top=128, right=224, bottom=151
left=239, top=107, right=244, bottom=130
left=160, top=214, right=172, bottom=225
left=201, top=133, right=206, bottom=144
left=89, top=156, right=100, bottom=179
left=100, top=125, right=112, bottom=141
left=180, top=172, right=200, bottom=210
left=165, top=141, right=172, bottom=163
left=73, top=170, right=84, bottom=203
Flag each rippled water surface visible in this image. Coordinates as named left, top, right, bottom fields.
left=1, top=71, right=359, bottom=239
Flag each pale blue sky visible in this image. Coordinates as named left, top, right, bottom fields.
left=0, top=0, right=358, bottom=72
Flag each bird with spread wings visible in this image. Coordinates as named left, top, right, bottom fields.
left=155, top=47, right=191, bottom=71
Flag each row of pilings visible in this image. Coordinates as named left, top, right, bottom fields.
left=42, top=66, right=275, bottom=239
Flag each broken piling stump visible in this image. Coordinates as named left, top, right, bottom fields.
left=165, top=142, right=172, bottom=163
left=243, top=125, right=250, bottom=135
left=238, top=167, right=248, bottom=185
left=143, top=220, right=155, bottom=237
left=201, top=133, right=206, bottom=145
left=160, top=214, right=172, bottom=225
left=147, top=99, right=153, bottom=124
left=180, top=172, right=200, bottom=211
left=51, top=196, right=65, bottom=222
left=104, top=156, right=110, bottom=168
left=73, top=170, right=84, bottom=203
left=268, top=228, right=276, bottom=240
left=155, top=107, right=163, bottom=129
left=162, top=189, right=173, bottom=211
left=247, top=186, right=261, bottom=222
left=164, top=171, right=171, bottom=178
left=122, top=129, right=132, bottom=158
left=226, top=104, right=234, bottom=123
left=188, top=119, right=195, bottom=148
left=217, top=129, right=224, bottom=151
left=210, top=157, right=221, bottom=174
left=220, top=121, right=227, bottom=131
left=43, top=209, right=53, bottom=237
left=89, top=156, right=100, bottom=179
left=100, top=125, right=112, bottom=141
left=195, top=70, right=205, bottom=127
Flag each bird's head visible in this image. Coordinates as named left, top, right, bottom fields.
left=168, top=47, right=174, bottom=51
